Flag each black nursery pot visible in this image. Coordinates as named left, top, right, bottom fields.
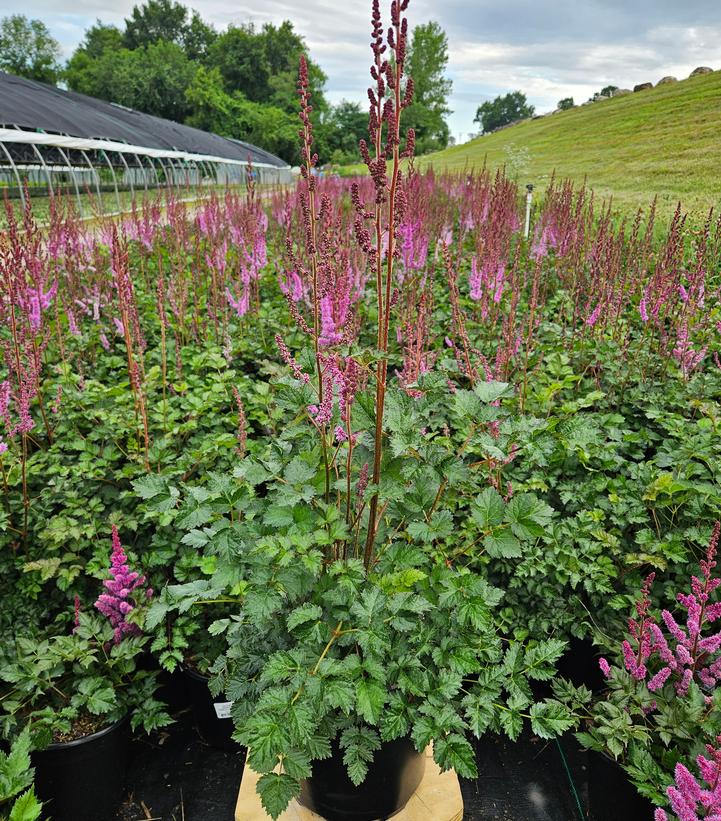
left=557, top=636, right=605, bottom=693
left=138, top=651, right=190, bottom=713
left=182, top=665, right=238, bottom=751
left=587, top=750, right=655, bottom=821
left=298, top=736, right=425, bottom=821
left=32, top=715, right=130, bottom=821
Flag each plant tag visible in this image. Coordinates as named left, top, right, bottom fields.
left=214, top=701, right=233, bottom=719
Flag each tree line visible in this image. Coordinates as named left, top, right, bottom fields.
left=0, top=2, right=453, bottom=165
left=475, top=85, right=622, bottom=134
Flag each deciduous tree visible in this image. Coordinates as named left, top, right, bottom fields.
left=474, top=90, right=534, bottom=133
left=402, top=21, right=452, bottom=154
left=0, top=15, right=62, bottom=85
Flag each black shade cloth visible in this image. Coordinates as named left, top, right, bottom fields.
left=0, top=71, right=288, bottom=167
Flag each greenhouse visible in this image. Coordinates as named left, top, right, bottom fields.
left=0, top=70, right=293, bottom=213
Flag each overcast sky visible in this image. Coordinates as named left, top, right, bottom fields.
left=6, top=0, right=721, bottom=141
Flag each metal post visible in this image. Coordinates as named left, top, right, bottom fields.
left=100, top=150, right=122, bottom=213
left=55, top=146, right=83, bottom=215
left=117, top=151, right=135, bottom=199
left=202, top=160, right=216, bottom=186
left=163, top=156, right=175, bottom=187
left=524, top=183, right=534, bottom=240
left=190, top=160, right=200, bottom=189
left=29, top=143, right=54, bottom=198
left=79, top=150, right=103, bottom=206
left=156, top=157, right=171, bottom=189
left=143, top=155, right=161, bottom=188
left=136, top=154, right=148, bottom=193
left=0, top=141, right=25, bottom=210
left=167, top=157, right=181, bottom=189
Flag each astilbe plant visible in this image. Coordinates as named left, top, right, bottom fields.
left=95, top=526, right=152, bottom=644
left=569, top=524, right=721, bottom=806
left=0, top=198, right=55, bottom=539
left=599, top=522, right=721, bottom=696
left=109, top=229, right=150, bottom=467
left=135, top=4, right=578, bottom=820
left=655, top=736, right=721, bottom=821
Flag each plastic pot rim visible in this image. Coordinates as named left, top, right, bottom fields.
left=180, top=664, right=210, bottom=683
left=41, top=713, right=130, bottom=752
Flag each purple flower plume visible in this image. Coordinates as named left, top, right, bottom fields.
left=95, top=525, right=152, bottom=644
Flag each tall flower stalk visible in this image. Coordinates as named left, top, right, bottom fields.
left=355, top=0, right=415, bottom=567
left=110, top=229, right=150, bottom=468
left=297, top=55, right=331, bottom=502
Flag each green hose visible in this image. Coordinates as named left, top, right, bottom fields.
left=556, top=738, right=586, bottom=820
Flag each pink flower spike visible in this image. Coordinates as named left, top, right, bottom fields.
left=94, top=525, right=149, bottom=644
left=648, top=667, right=672, bottom=692
left=598, top=658, right=612, bottom=679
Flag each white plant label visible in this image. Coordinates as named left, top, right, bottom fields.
left=214, top=701, right=233, bottom=719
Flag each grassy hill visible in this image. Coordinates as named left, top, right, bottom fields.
left=346, top=70, right=721, bottom=220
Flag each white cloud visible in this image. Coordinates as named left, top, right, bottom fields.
left=2, top=0, right=719, bottom=140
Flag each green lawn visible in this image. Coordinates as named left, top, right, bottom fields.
left=346, top=70, right=721, bottom=221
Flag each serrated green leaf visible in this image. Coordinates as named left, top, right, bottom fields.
left=499, top=707, right=523, bottom=741
left=523, top=639, right=567, bottom=681
left=8, top=789, right=42, bottom=821
left=324, top=678, right=355, bottom=714
left=175, top=505, right=213, bottom=530
left=340, top=726, right=381, bottom=786
left=471, top=487, right=505, bottom=530
left=284, top=457, right=317, bottom=486
left=280, top=749, right=312, bottom=780
left=180, top=529, right=209, bottom=548
left=463, top=692, right=495, bottom=738
left=505, top=494, right=553, bottom=539
left=411, top=715, right=435, bottom=750
left=356, top=678, right=385, bottom=725
left=434, top=733, right=477, bottom=778
left=483, top=531, right=522, bottom=558
left=287, top=603, right=323, bottom=632
left=256, top=772, right=300, bottom=820
left=474, top=381, right=511, bottom=403
left=530, top=701, right=575, bottom=739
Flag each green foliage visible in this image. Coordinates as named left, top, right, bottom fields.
left=186, top=67, right=300, bottom=164
left=123, top=0, right=216, bottom=58
left=322, top=101, right=369, bottom=167
left=0, top=729, right=41, bottom=821
left=0, top=613, right=171, bottom=745
left=0, top=733, right=32, bottom=800
left=5, top=790, right=42, bottom=821
left=207, top=24, right=272, bottom=105
left=63, top=5, right=326, bottom=160
left=474, top=91, right=535, bottom=134
left=70, top=39, right=198, bottom=121
left=420, top=70, right=721, bottom=217
left=589, top=85, right=619, bottom=101
left=402, top=22, right=452, bottom=154
left=207, top=21, right=326, bottom=114
left=143, top=367, right=573, bottom=819
left=557, top=97, right=574, bottom=111
left=0, top=15, right=61, bottom=84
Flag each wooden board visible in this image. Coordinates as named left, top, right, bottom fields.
left=235, top=746, right=463, bottom=821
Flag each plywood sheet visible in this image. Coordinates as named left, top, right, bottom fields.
left=235, top=746, right=463, bottom=821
